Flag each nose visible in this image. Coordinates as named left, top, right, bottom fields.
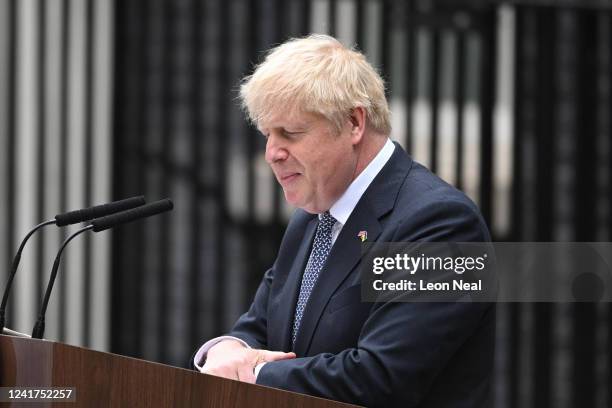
left=265, top=132, right=289, bottom=164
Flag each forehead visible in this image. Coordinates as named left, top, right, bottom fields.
left=257, top=109, right=323, bottom=131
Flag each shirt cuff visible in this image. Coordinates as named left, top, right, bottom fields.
left=193, top=336, right=250, bottom=372
left=254, top=362, right=266, bottom=378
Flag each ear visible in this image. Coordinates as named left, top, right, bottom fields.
left=348, top=107, right=367, bottom=145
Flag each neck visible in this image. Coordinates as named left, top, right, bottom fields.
left=351, top=133, right=388, bottom=181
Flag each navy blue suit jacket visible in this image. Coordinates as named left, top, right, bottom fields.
left=227, top=144, right=494, bottom=407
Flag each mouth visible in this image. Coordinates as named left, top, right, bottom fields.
left=278, top=172, right=300, bottom=184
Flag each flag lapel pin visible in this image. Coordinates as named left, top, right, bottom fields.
left=357, top=231, right=367, bottom=242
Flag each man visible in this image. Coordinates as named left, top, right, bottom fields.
left=193, top=34, right=494, bottom=407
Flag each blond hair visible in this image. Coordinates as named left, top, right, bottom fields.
left=239, top=34, right=391, bottom=135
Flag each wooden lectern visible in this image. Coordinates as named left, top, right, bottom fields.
left=0, top=335, right=360, bottom=407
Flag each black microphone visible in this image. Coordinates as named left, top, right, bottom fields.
left=55, top=196, right=146, bottom=226
left=0, top=196, right=146, bottom=334
left=90, top=198, right=173, bottom=232
left=32, top=198, right=173, bottom=339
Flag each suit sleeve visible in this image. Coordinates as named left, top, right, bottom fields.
left=224, top=266, right=274, bottom=349
left=256, top=200, right=493, bottom=407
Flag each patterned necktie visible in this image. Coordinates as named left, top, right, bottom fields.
left=292, top=211, right=336, bottom=346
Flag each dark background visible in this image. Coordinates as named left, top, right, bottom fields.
left=112, top=1, right=612, bottom=407
left=2, top=0, right=611, bottom=407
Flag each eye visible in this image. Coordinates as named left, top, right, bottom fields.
left=282, top=129, right=302, bottom=138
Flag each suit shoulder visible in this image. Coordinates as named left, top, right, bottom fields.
left=392, top=161, right=490, bottom=241
left=398, top=161, right=480, bottom=213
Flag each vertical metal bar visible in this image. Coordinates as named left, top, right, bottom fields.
left=82, top=0, right=94, bottom=347
left=609, top=14, right=612, bottom=408
left=534, top=9, right=554, bottom=241
left=356, top=0, right=364, bottom=49
left=6, top=0, right=16, bottom=326
left=214, top=0, right=230, bottom=335
left=572, top=9, right=598, bottom=408
left=246, top=1, right=257, bottom=226
left=573, top=304, right=597, bottom=407
left=609, top=11, right=612, bottom=245
left=14, top=0, right=42, bottom=334
left=454, top=29, right=465, bottom=190
left=278, top=0, right=288, bottom=40
left=429, top=29, right=440, bottom=173
left=188, top=0, right=203, bottom=352
left=508, top=302, right=521, bottom=408
left=158, top=0, right=171, bottom=360
left=122, top=0, right=147, bottom=358
left=404, top=0, right=415, bottom=153
left=329, top=0, right=336, bottom=37
left=110, top=0, right=125, bottom=355
left=512, top=8, right=524, bottom=243
left=136, top=0, right=149, bottom=358
left=89, top=0, right=113, bottom=352
left=244, top=0, right=261, bottom=300
left=478, top=7, right=496, bottom=229
left=509, top=9, right=525, bottom=407
left=36, top=0, right=46, bottom=309
left=533, top=8, right=555, bottom=408
left=381, top=0, right=392, bottom=98
left=64, top=0, right=88, bottom=346
left=299, top=0, right=310, bottom=36
left=271, top=1, right=282, bottom=226
left=111, top=0, right=146, bottom=357
left=58, top=0, right=70, bottom=342
left=574, top=13, right=597, bottom=240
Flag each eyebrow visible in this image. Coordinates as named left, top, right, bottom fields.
left=259, top=123, right=309, bottom=133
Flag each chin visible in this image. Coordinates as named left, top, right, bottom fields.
left=299, top=202, right=328, bottom=214
left=283, top=191, right=303, bottom=208
left=283, top=190, right=325, bottom=213
left=284, top=195, right=315, bottom=214
left=301, top=207, right=320, bottom=215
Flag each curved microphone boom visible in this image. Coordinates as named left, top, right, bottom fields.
left=0, top=219, right=56, bottom=332
left=0, top=196, right=146, bottom=333
left=31, top=225, right=94, bottom=339
left=32, top=198, right=173, bottom=339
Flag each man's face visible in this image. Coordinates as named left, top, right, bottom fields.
left=259, top=110, right=358, bottom=214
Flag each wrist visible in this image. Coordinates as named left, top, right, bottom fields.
left=208, top=339, right=247, bottom=355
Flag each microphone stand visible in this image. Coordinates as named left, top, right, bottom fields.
left=31, top=225, right=94, bottom=339
left=0, top=219, right=56, bottom=332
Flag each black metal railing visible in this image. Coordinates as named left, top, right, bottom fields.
left=112, top=1, right=612, bottom=406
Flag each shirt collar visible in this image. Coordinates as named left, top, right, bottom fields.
left=321, top=138, right=395, bottom=225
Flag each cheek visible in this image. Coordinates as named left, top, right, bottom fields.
left=300, top=136, right=352, bottom=184
left=327, top=145, right=354, bottom=175
left=312, top=152, right=353, bottom=194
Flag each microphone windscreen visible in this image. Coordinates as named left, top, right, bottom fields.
left=55, top=196, right=146, bottom=226
left=91, top=199, right=173, bottom=232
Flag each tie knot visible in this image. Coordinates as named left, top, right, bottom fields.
left=319, top=211, right=336, bottom=231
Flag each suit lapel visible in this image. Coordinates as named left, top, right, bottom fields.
left=292, top=200, right=382, bottom=356
left=268, top=216, right=318, bottom=352
left=292, top=143, right=413, bottom=356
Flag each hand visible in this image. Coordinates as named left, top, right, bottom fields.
left=202, top=339, right=296, bottom=383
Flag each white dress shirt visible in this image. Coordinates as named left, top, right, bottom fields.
left=194, top=138, right=396, bottom=376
